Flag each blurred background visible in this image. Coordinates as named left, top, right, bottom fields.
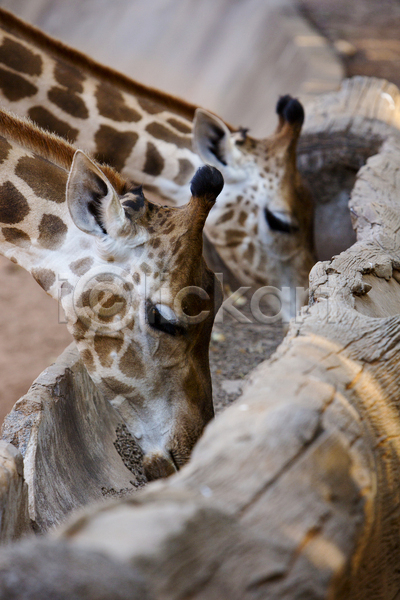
left=0, top=0, right=344, bottom=136
left=0, top=0, right=399, bottom=423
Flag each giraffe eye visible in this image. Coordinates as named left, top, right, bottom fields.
left=146, top=303, right=185, bottom=336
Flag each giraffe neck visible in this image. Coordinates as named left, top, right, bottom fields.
left=0, top=9, right=315, bottom=298
left=0, top=109, right=128, bottom=296
left=0, top=9, right=204, bottom=204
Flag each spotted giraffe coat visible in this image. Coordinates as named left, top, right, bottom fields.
left=0, top=8, right=314, bottom=306
left=0, top=106, right=224, bottom=479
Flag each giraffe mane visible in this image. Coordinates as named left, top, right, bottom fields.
left=0, top=108, right=128, bottom=194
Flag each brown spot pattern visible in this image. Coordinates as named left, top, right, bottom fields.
left=119, top=345, right=145, bottom=378
left=143, top=142, right=164, bottom=177
left=98, top=294, right=127, bottom=320
left=60, top=281, right=73, bottom=296
left=0, top=181, right=30, bottom=224
left=2, top=227, right=30, bottom=247
left=0, top=67, right=38, bottom=101
left=72, top=319, right=89, bottom=341
left=95, top=125, right=138, bottom=172
left=81, top=349, right=95, bottom=371
left=225, top=229, right=246, bottom=247
left=238, top=211, right=248, bottom=226
left=102, top=376, right=135, bottom=396
left=94, top=335, right=124, bottom=368
left=150, top=237, right=161, bottom=249
left=96, top=82, right=141, bottom=122
left=139, top=262, right=151, bottom=275
left=54, top=60, right=85, bottom=93
left=215, top=209, right=234, bottom=226
left=167, top=117, right=192, bottom=134
left=0, top=136, right=11, bottom=164
left=28, top=106, right=79, bottom=143
left=38, top=214, right=68, bottom=250
left=0, top=37, right=42, bottom=76
left=69, top=257, right=94, bottom=276
left=16, top=155, right=68, bottom=203
left=31, top=267, right=56, bottom=292
left=137, top=97, right=164, bottom=115
left=95, top=273, right=114, bottom=283
left=243, top=243, right=255, bottom=263
left=77, top=289, right=91, bottom=309
left=174, top=158, right=195, bottom=185
left=48, top=86, right=89, bottom=119
left=145, top=122, right=191, bottom=149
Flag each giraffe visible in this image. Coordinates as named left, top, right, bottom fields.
left=0, top=8, right=314, bottom=310
left=0, top=107, right=224, bottom=480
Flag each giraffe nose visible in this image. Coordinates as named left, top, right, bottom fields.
left=143, top=451, right=178, bottom=481
left=264, top=208, right=299, bottom=234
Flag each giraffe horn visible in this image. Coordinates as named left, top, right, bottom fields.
left=190, top=165, right=224, bottom=208
left=275, top=95, right=304, bottom=134
left=181, top=165, right=224, bottom=234
left=282, top=97, right=304, bottom=127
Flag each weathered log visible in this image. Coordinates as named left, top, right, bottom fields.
left=299, top=76, right=400, bottom=260
left=2, top=77, right=400, bottom=599
left=0, top=441, right=29, bottom=542
left=1, top=345, right=145, bottom=534
left=0, top=538, right=154, bottom=600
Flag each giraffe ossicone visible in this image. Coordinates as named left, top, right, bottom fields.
left=0, top=108, right=224, bottom=480
left=0, top=8, right=315, bottom=310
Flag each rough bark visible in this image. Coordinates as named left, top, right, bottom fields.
left=299, top=75, right=400, bottom=260
left=1, top=345, right=143, bottom=533
left=1, top=77, right=400, bottom=599
left=0, top=441, right=30, bottom=542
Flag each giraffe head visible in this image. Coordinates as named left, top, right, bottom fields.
left=0, top=106, right=224, bottom=481
left=193, top=96, right=314, bottom=296
left=65, top=156, right=224, bottom=479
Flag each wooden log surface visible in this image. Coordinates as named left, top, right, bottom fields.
left=299, top=76, right=400, bottom=260
left=1, top=345, right=145, bottom=532
left=1, top=77, right=400, bottom=599
left=0, top=441, right=29, bottom=542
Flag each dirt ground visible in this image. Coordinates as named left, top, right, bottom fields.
left=1, top=0, right=400, bottom=426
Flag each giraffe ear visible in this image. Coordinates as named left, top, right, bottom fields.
left=67, top=150, right=127, bottom=237
left=192, top=109, right=236, bottom=169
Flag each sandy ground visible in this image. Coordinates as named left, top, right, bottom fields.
left=0, top=257, right=72, bottom=423
left=1, top=0, right=400, bottom=426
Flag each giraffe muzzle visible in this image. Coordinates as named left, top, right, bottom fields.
left=143, top=451, right=178, bottom=481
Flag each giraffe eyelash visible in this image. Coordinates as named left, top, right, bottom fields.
left=146, top=303, right=185, bottom=337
